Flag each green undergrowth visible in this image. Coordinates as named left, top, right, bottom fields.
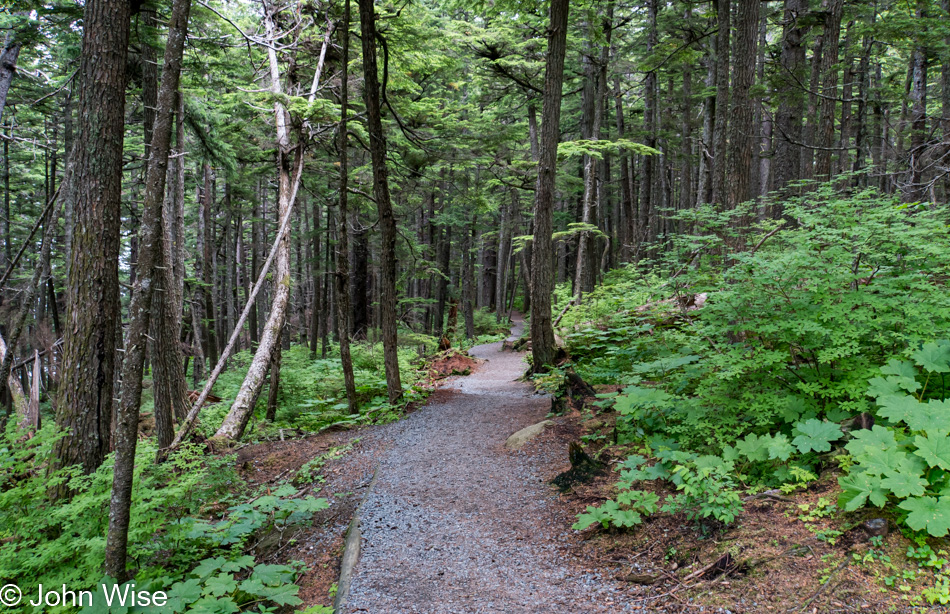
left=0, top=422, right=327, bottom=613
left=551, top=186, right=950, bottom=605
left=0, top=309, right=509, bottom=613
left=198, top=307, right=508, bottom=439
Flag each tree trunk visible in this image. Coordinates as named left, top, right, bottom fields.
left=0, top=333, right=27, bottom=419
left=943, top=0, right=950, bottom=200
left=52, top=0, right=131, bottom=478
left=726, top=0, right=759, bottom=210
left=214, top=4, right=301, bottom=441
left=529, top=0, right=570, bottom=372
left=815, top=0, right=844, bottom=180
left=265, top=341, right=281, bottom=422
left=574, top=15, right=609, bottom=302
left=0, top=205, right=57, bottom=404
left=24, top=350, right=40, bottom=431
left=613, top=77, right=635, bottom=258
left=199, top=163, right=219, bottom=366
left=852, top=33, right=874, bottom=180
left=0, top=27, right=23, bottom=127
left=640, top=0, right=658, bottom=230
left=131, top=7, right=159, bottom=290
left=802, top=27, right=824, bottom=181
left=433, top=224, right=450, bottom=335
left=104, top=0, right=191, bottom=579
left=495, top=190, right=512, bottom=322
left=681, top=10, right=694, bottom=211
left=351, top=218, right=369, bottom=339
left=250, top=194, right=260, bottom=346
left=772, top=0, right=807, bottom=197
left=152, top=91, right=190, bottom=445
left=838, top=24, right=854, bottom=176
left=462, top=213, right=476, bottom=339
left=903, top=0, right=927, bottom=203
left=2, top=136, right=9, bottom=269
left=336, top=0, right=357, bottom=413
left=358, top=0, right=402, bottom=403
left=711, top=0, right=730, bottom=207
left=309, top=200, right=322, bottom=357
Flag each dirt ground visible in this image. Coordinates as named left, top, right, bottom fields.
left=231, top=345, right=485, bottom=610
left=525, top=408, right=949, bottom=614
left=231, top=325, right=946, bottom=613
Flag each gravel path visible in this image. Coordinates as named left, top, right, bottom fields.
left=344, top=316, right=630, bottom=613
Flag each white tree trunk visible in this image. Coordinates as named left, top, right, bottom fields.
left=213, top=4, right=300, bottom=441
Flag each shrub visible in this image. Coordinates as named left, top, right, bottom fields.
left=839, top=343, right=950, bottom=537
left=565, top=187, right=950, bottom=533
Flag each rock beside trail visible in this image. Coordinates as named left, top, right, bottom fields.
left=505, top=420, right=554, bottom=450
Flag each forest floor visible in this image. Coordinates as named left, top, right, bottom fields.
left=231, top=317, right=935, bottom=613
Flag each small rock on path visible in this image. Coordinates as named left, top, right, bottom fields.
left=344, top=315, right=630, bottom=613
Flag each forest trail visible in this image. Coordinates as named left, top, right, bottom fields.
left=343, top=315, right=629, bottom=613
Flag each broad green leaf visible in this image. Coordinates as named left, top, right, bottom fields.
left=721, top=444, right=741, bottom=462
left=165, top=579, right=202, bottom=611
left=914, top=434, right=950, bottom=470
left=868, top=375, right=920, bottom=397
left=845, top=426, right=897, bottom=457
left=908, top=400, right=950, bottom=435
left=618, top=455, right=647, bottom=471
left=766, top=433, right=795, bottom=461
left=255, top=583, right=303, bottom=606
left=912, top=342, right=950, bottom=374
left=641, top=463, right=671, bottom=480
left=187, top=596, right=240, bottom=614
left=205, top=573, right=237, bottom=597
left=573, top=508, right=610, bottom=531
left=899, top=496, right=950, bottom=537
left=609, top=508, right=643, bottom=528
left=614, top=386, right=672, bottom=415
left=192, top=557, right=227, bottom=579
left=881, top=467, right=927, bottom=498
left=695, top=454, right=729, bottom=470
left=779, top=396, right=812, bottom=423
left=617, top=489, right=660, bottom=514
left=220, top=555, right=255, bottom=573
left=838, top=472, right=889, bottom=511
left=251, top=564, right=296, bottom=586
left=736, top=433, right=769, bottom=462
left=867, top=376, right=904, bottom=399
left=791, top=419, right=843, bottom=454
left=856, top=446, right=911, bottom=476
left=237, top=577, right=267, bottom=597
left=881, top=359, right=918, bottom=380
left=877, top=394, right=924, bottom=426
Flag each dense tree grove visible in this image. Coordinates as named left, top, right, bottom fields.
left=0, top=0, right=948, bottom=589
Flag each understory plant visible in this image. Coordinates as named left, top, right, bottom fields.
left=565, top=188, right=950, bottom=536
left=839, top=342, right=950, bottom=537
left=0, top=422, right=327, bottom=613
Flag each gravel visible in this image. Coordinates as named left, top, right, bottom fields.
left=344, top=318, right=633, bottom=613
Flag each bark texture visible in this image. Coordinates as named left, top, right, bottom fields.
left=529, top=0, right=570, bottom=371
left=104, top=0, right=192, bottom=579
left=358, top=0, right=403, bottom=402
left=52, top=0, right=131, bottom=478
left=336, top=0, right=358, bottom=413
